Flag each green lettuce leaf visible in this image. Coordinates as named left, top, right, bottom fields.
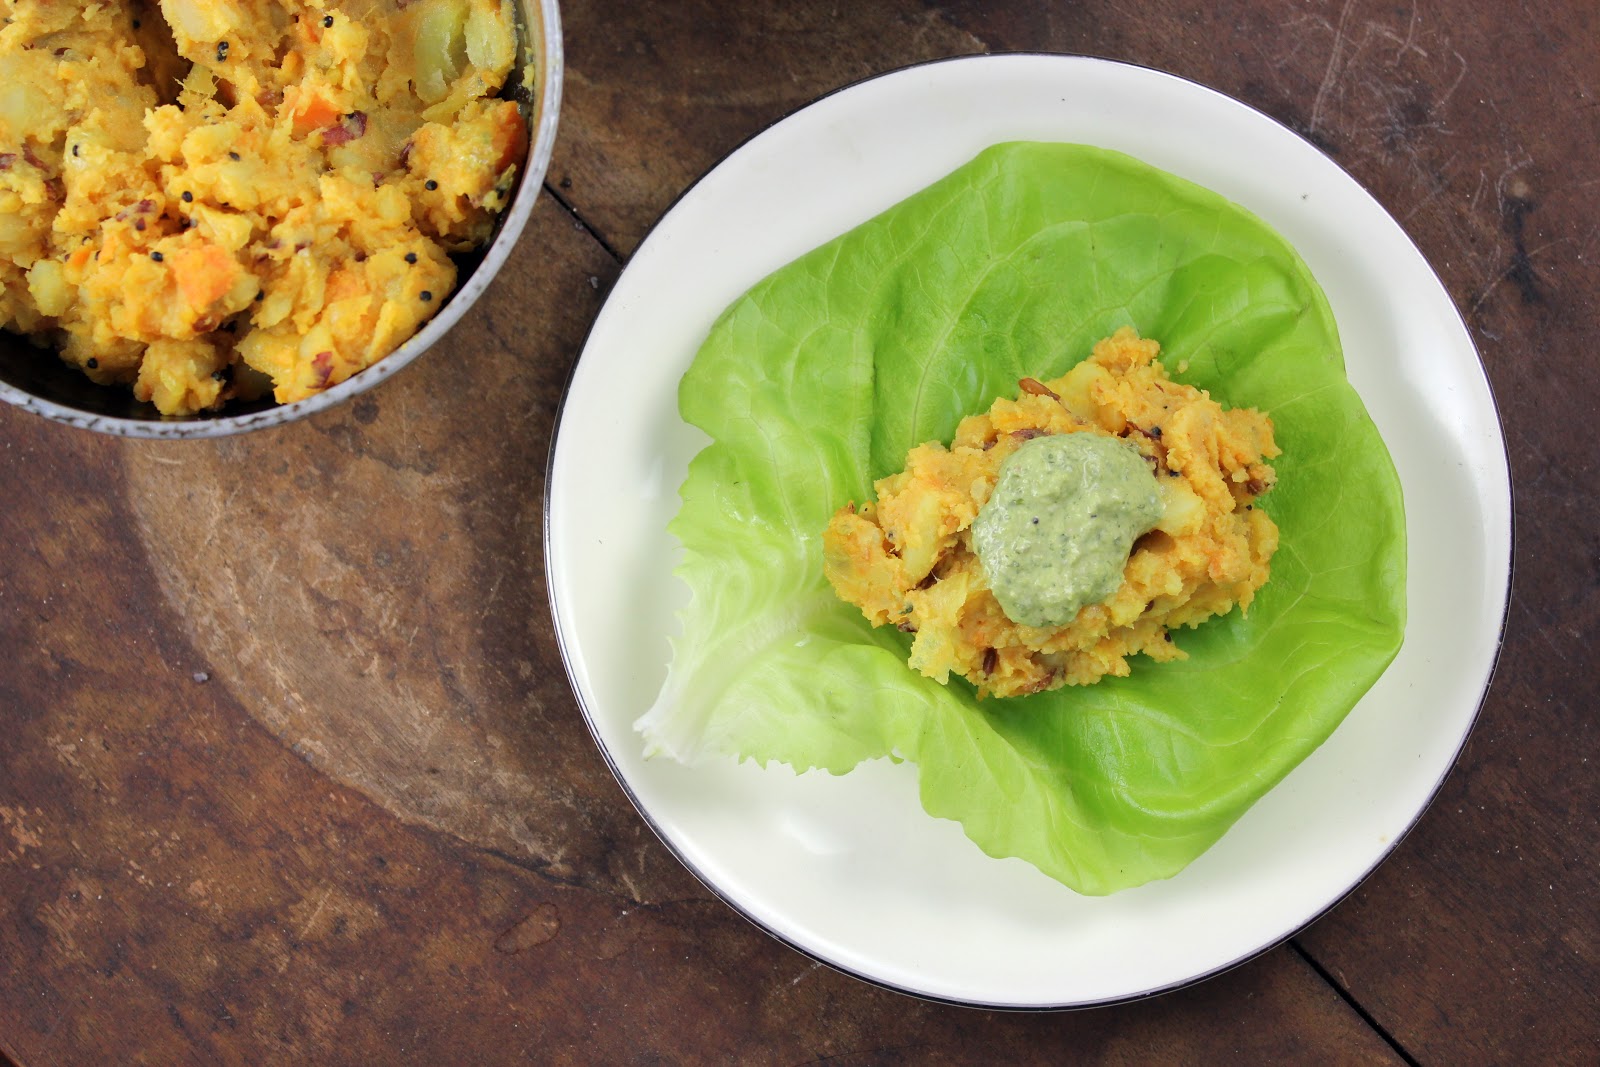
left=637, top=142, right=1405, bottom=894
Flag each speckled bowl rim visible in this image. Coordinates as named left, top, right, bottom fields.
left=0, top=0, right=564, bottom=439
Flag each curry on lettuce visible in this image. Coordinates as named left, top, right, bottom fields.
left=636, top=142, right=1405, bottom=895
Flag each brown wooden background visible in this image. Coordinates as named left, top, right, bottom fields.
left=4, top=1, right=1597, bottom=1063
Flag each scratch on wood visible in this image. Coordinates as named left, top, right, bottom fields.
left=493, top=902, right=560, bottom=954
left=616, top=866, right=642, bottom=904
left=1441, top=49, right=1470, bottom=110
left=1469, top=170, right=1489, bottom=212
left=200, top=484, right=240, bottom=552
left=300, top=889, right=332, bottom=934
left=1575, top=222, right=1600, bottom=263
left=1309, top=0, right=1359, bottom=135
left=1388, top=0, right=1428, bottom=64
left=789, top=961, right=823, bottom=987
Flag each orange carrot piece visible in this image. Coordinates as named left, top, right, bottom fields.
left=490, top=102, right=527, bottom=173
left=293, top=93, right=342, bottom=137
left=172, top=244, right=238, bottom=312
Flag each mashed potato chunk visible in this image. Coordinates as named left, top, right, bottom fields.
left=0, top=0, right=526, bottom=414
left=823, top=327, right=1281, bottom=698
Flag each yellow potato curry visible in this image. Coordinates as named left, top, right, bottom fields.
left=823, top=327, right=1282, bottom=698
left=0, top=0, right=526, bottom=414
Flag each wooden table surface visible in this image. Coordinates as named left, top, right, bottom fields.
left=3, top=1, right=1596, bottom=1063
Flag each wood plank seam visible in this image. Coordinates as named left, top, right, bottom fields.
left=542, top=181, right=625, bottom=263
left=1292, top=939, right=1421, bottom=1066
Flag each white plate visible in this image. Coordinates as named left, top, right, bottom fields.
left=544, top=55, right=1511, bottom=1007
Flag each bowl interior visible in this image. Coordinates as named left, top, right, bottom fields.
left=0, top=0, right=562, bottom=437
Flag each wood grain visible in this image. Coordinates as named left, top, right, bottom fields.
left=0, top=176, right=1400, bottom=1067
left=3, top=0, right=1597, bottom=1062
left=1280, top=2, right=1600, bottom=1060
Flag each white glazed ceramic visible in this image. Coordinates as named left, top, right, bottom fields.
left=0, top=0, right=563, bottom=438
left=545, top=54, right=1511, bottom=1007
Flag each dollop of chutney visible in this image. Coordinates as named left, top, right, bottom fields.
left=972, top=433, right=1162, bottom=628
